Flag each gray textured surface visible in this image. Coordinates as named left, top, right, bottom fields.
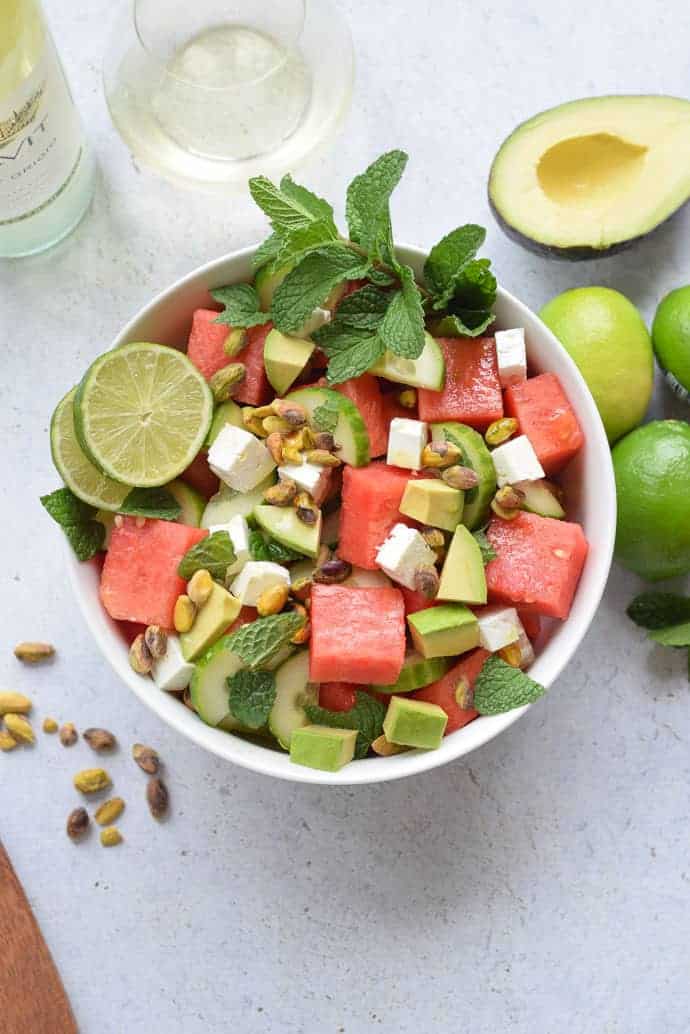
left=2, top=1, right=690, bottom=1031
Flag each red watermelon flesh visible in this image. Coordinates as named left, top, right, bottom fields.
left=179, top=451, right=219, bottom=499
left=485, top=512, right=588, bottom=620
left=225, top=606, right=257, bottom=635
left=412, top=648, right=489, bottom=734
left=187, top=308, right=228, bottom=380
left=310, top=584, right=406, bottom=685
left=338, top=463, right=411, bottom=569
left=519, top=610, right=541, bottom=642
left=100, top=518, right=207, bottom=629
left=381, top=390, right=417, bottom=428
left=335, top=374, right=388, bottom=458
left=504, top=372, right=584, bottom=474
left=319, top=682, right=358, bottom=711
left=417, top=337, right=503, bottom=429
left=401, top=587, right=436, bottom=617
left=234, top=322, right=273, bottom=406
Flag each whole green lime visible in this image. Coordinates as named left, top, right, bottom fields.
left=652, top=285, right=690, bottom=400
left=539, top=286, right=654, bottom=443
left=612, top=420, right=690, bottom=581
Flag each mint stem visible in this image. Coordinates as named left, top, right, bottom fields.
left=337, top=236, right=433, bottom=301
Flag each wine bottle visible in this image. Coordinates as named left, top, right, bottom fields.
left=0, top=0, right=96, bottom=258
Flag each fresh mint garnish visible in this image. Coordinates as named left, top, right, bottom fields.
left=433, top=259, right=497, bottom=337
left=227, top=669, right=276, bottom=728
left=473, top=528, right=497, bottom=565
left=228, top=611, right=305, bottom=668
left=118, top=487, right=181, bottom=522
left=305, top=691, right=386, bottom=759
left=432, top=311, right=496, bottom=338
left=251, top=232, right=282, bottom=272
left=318, top=327, right=385, bottom=385
left=473, top=655, right=545, bottom=715
left=424, top=225, right=487, bottom=309
left=327, top=285, right=391, bottom=330
left=212, top=283, right=267, bottom=329
left=627, top=592, right=690, bottom=629
left=649, top=623, right=690, bottom=647
left=345, top=149, right=407, bottom=264
left=271, top=245, right=370, bottom=334
left=249, top=174, right=337, bottom=236
left=378, top=265, right=425, bottom=359
left=249, top=530, right=303, bottom=565
left=311, top=395, right=341, bottom=433
left=178, top=531, right=236, bottom=581
left=40, top=487, right=104, bottom=561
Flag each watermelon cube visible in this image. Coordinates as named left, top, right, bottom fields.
left=234, top=322, right=273, bottom=406
left=412, top=648, right=489, bottom=734
left=338, top=463, right=411, bottom=569
left=335, top=374, right=388, bottom=458
left=187, top=309, right=229, bottom=381
left=318, top=682, right=358, bottom=711
left=179, top=451, right=219, bottom=499
left=100, top=518, right=207, bottom=629
left=400, top=587, right=436, bottom=617
left=310, top=585, right=406, bottom=685
left=485, top=512, right=588, bottom=619
left=418, top=337, right=503, bottom=429
left=505, top=372, right=584, bottom=474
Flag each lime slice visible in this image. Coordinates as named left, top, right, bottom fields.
left=51, top=388, right=130, bottom=511
left=74, top=343, right=213, bottom=488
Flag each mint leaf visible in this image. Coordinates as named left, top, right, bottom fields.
left=431, top=311, right=496, bottom=338
left=320, top=327, right=385, bottom=385
left=424, top=225, right=486, bottom=308
left=40, top=487, right=104, bottom=561
left=249, top=174, right=336, bottom=235
left=627, top=592, right=690, bottom=629
left=227, top=669, right=276, bottom=728
left=378, top=265, right=425, bottom=359
left=271, top=245, right=370, bottom=333
left=279, top=175, right=337, bottom=228
left=346, top=150, right=408, bottom=262
left=649, top=622, right=690, bottom=647
left=211, top=284, right=267, bottom=328
left=327, top=285, right=390, bottom=331
left=274, top=219, right=339, bottom=269
left=305, top=691, right=386, bottom=758
left=249, top=530, right=302, bottom=565
left=252, top=232, right=282, bottom=272
left=473, top=655, right=545, bottom=715
left=178, top=531, right=236, bottom=581
left=118, top=487, right=181, bottom=521
left=228, top=611, right=305, bottom=668
left=248, top=530, right=270, bottom=562
left=473, top=528, right=497, bottom=565
left=312, top=395, right=341, bottom=433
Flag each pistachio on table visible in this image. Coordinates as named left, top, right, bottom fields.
left=132, top=743, right=160, bottom=775
left=146, top=777, right=169, bottom=820
left=13, top=641, right=54, bottom=664
left=66, top=807, right=90, bottom=842
left=83, top=727, right=117, bottom=752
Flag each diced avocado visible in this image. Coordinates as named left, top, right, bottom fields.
left=516, top=478, right=565, bottom=519
left=370, top=332, right=445, bottom=390
left=438, top=525, right=487, bottom=604
left=290, top=724, right=357, bottom=771
left=268, top=651, right=319, bottom=749
left=285, top=387, right=370, bottom=466
left=264, top=328, right=315, bottom=396
left=165, top=479, right=205, bottom=527
left=180, top=582, right=241, bottom=661
left=431, top=422, right=496, bottom=530
left=407, top=604, right=479, bottom=659
left=204, top=400, right=244, bottom=448
left=399, top=478, right=463, bottom=532
left=376, top=652, right=451, bottom=694
left=383, top=696, right=448, bottom=749
left=201, top=475, right=276, bottom=529
left=253, top=504, right=322, bottom=558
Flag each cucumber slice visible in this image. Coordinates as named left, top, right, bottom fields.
left=370, top=333, right=445, bottom=390
left=515, top=479, right=565, bottom=519
left=431, top=422, right=497, bottom=530
left=376, top=652, right=451, bottom=694
left=268, top=650, right=318, bottom=750
left=166, top=479, right=205, bottom=527
left=191, top=637, right=295, bottom=728
left=285, top=387, right=370, bottom=466
left=204, top=400, right=244, bottom=449
left=254, top=504, right=322, bottom=558
left=201, top=474, right=276, bottom=529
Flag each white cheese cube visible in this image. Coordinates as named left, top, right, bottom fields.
left=298, top=307, right=331, bottom=338
left=387, top=417, right=428, bottom=470
left=477, top=606, right=524, bottom=653
left=278, top=459, right=329, bottom=503
left=209, top=514, right=250, bottom=576
left=230, top=561, right=290, bottom=606
left=375, top=523, right=437, bottom=590
left=208, top=425, right=275, bottom=493
left=151, top=634, right=195, bottom=692
left=491, top=435, right=544, bottom=487
left=495, top=328, right=527, bottom=388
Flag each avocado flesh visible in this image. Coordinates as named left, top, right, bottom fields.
left=489, top=95, right=690, bottom=259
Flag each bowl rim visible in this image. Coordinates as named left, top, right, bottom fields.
left=66, top=242, right=616, bottom=785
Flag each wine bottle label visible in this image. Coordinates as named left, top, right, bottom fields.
left=0, top=37, right=83, bottom=225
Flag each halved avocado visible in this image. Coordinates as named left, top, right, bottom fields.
left=488, top=95, right=690, bottom=259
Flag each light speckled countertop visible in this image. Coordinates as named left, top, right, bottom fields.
left=2, top=1, right=690, bottom=1031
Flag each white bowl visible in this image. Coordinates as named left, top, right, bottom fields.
left=67, top=244, right=616, bottom=784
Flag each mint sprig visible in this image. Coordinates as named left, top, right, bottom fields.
left=228, top=611, right=305, bottom=668
left=311, top=396, right=341, bottom=433
left=212, top=283, right=267, bottom=329
left=249, top=174, right=338, bottom=236
left=249, top=530, right=303, bottom=565
left=378, top=265, right=425, bottom=359
left=271, top=246, right=370, bottom=334
left=473, top=528, right=497, bottom=565
left=473, top=655, right=545, bottom=715
left=346, top=149, right=407, bottom=264
left=227, top=669, right=276, bottom=728
left=118, top=487, right=181, bottom=522
left=178, top=531, right=236, bottom=581
left=432, top=259, right=497, bottom=337
left=41, top=488, right=105, bottom=561
left=305, top=691, right=386, bottom=759
left=424, top=225, right=487, bottom=309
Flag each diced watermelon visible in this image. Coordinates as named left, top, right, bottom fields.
left=335, top=374, right=388, bottom=458
left=338, top=463, right=411, bottom=569
left=400, top=587, right=436, bottom=616
left=225, top=606, right=257, bottom=635
left=418, top=337, right=503, bottom=429
left=413, top=649, right=488, bottom=734
left=100, top=519, right=207, bottom=629
left=234, top=322, right=273, bottom=406
left=518, top=610, right=541, bottom=642
left=485, top=512, right=588, bottom=619
left=319, top=682, right=357, bottom=711
left=179, top=451, right=219, bottom=499
left=505, top=372, right=584, bottom=474
left=187, top=308, right=228, bottom=381
left=310, top=584, right=406, bottom=684
left=380, top=389, right=416, bottom=428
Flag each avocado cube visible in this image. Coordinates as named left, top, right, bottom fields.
left=407, top=604, right=479, bottom=659
left=399, top=478, right=464, bottom=532
left=438, top=524, right=487, bottom=604
left=383, top=696, right=448, bottom=749
left=180, top=582, right=241, bottom=661
left=289, top=725, right=357, bottom=772
left=264, top=329, right=315, bottom=396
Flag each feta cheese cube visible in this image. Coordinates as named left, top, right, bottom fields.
left=230, top=561, right=290, bottom=606
left=151, top=634, right=195, bottom=692
left=208, top=424, right=276, bottom=493
left=477, top=606, right=524, bottom=653
left=387, top=417, right=428, bottom=470
left=495, top=328, right=527, bottom=388
left=209, top=514, right=250, bottom=576
left=491, top=435, right=544, bottom=487
left=375, top=523, right=437, bottom=589
left=298, top=307, right=331, bottom=338
left=278, top=459, right=329, bottom=503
